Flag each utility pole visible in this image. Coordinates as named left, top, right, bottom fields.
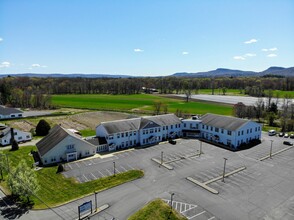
left=94, top=191, right=98, bottom=212
left=222, top=158, right=228, bottom=182
left=113, top=161, right=116, bottom=177
left=270, top=140, right=273, bottom=159
left=199, top=140, right=202, bottom=156
left=161, top=151, right=164, bottom=165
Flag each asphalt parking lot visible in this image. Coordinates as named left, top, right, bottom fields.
left=61, top=133, right=294, bottom=220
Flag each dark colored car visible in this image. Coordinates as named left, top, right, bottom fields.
left=279, top=132, right=284, bottom=137
left=290, top=134, right=294, bottom=139
left=169, top=139, right=176, bottom=145
left=283, top=141, right=293, bottom=146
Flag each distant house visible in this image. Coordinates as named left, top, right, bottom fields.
left=0, top=106, right=23, bottom=120
left=0, top=125, right=32, bottom=146
left=36, top=125, right=96, bottom=165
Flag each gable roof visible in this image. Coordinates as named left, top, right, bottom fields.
left=100, top=118, right=141, bottom=135
left=200, top=113, right=250, bottom=131
left=144, top=114, right=181, bottom=126
left=0, top=106, right=23, bottom=115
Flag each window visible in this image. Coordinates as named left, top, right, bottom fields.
left=14, top=132, right=17, bottom=135
left=242, top=130, right=244, bottom=135
left=143, top=130, right=145, bottom=135
left=134, top=140, right=136, bottom=145
left=130, top=132, right=132, bottom=136
left=109, top=136, right=113, bottom=140
left=18, top=136, right=22, bottom=140
left=67, top=144, right=74, bottom=150
left=143, top=139, right=145, bottom=144
left=210, top=126, right=213, bottom=131
left=215, top=128, right=219, bottom=132
left=250, top=128, right=252, bottom=133
left=175, top=124, right=177, bottom=128
left=126, top=132, right=128, bottom=137
left=171, top=125, right=173, bottom=129
left=134, top=131, right=136, bottom=135
left=221, top=129, right=224, bottom=134
left=255, top=127, right=257, bottom=132
left=155, top=128, right=157, bottom=132
left=122, top=133, right=124, bottom=137
left=206, top=125, right=208, bottom=130
left=163, top=126, right=165, bottom=130
left=238, top=131, right=240, bottom=136
left=26, top=135, right=30, bottom=138
left=184, top=124, right=186, bottom=128
left=202, top=125, right=204, bottom=129
left=150, top=129, right=153, bottom=133
left=227, top=131, right=232, bottom=136
left=258, top=127, right=260, bottom=131
left=166, top=126, right=168, bottom=130
left=158, top=128, right=161, bottom=132
left=247, top=129, right=249, bottom=134
left=117, top=134, right=120, bottom=138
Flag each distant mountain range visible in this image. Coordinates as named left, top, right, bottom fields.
left=172, top=66, right=294, bottom=77
left=0, top=66, right=293, bottom=78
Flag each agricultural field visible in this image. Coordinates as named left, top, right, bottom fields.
left=51, top=94, right=233, bottom=116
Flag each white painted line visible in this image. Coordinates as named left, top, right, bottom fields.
left=91, top=173, right=96, bottom=179
left=67, top=164, right=72, bottom=169
left=127, top=164, right=135, bottom=170
left=98, top=170, right=105, bottom=177
left=105, top=169, right=113, bottom=176
left=208, top=216, right=216, bottom=220
left=83, top=174, right=89, bottom=182
left=188, top=211, right=206, bottom=219
left=120, top=166, right=127, bottom=172
left=76, top=162, right=81, bottom=168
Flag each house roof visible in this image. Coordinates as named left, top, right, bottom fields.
left=144, top=114, right=181, bottom=127
left=200, top=113, right=249, bottom=131
left=101, top=118, right=141, bottom=135
left=85, top=136, right=107, bottom=146
left=0, top=106, right=23, bottom=115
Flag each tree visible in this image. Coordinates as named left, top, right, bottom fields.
left=11, top=139, right=19, bottom=151
left=7, top=160, right=39, bottom=202
left=233, top=102, right=247, bottom=118
left=35, top=119, right=51, bottom=136
left=153, top=101, right=162, bottom=115
left=266, top=112, right=276, bottom=126
left=222, top=87, right=227, bottom=95
left=0, top=154, right=5, bottom=180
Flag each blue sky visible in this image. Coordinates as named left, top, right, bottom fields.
left=0, top=0, right=293, bottom=76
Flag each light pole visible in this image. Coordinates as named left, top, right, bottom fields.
left=199, top=140, right=202, bottom=156
left=270, top=140, right=273, bottom=159
left=170, top=193, right=175, bottom=212
left=222, top=158, right=228, bottom=182
left=161, top=151, right=164, bottom=165
left=94, top=191, right=98, bottom=212
left=113, top=161, right=116, bottom=176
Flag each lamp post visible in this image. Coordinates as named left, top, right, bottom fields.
left=161, top=151, right=164, bottom=165
left=222, top=158, right=228, bottom=182
left=199, top=140, right=202, bottom=156
left=113, top=161, right=116, bottom=176
left=94, top=191, right=98, bottom=212
left=170, top=193, right=175, bottom=211
left=270, top=140, right=273, bottom=159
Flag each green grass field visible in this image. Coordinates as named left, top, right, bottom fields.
left=128, top=199, right=187, bottom=220
left=52, top=94, right=233, bottom=116
left=0, top=146, right=144, bottom=209
left=198, top=89, right=243, bottom=95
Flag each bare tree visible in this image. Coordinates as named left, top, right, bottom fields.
left=153, top=101, right=162, bottom=115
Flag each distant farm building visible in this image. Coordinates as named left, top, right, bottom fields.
left=0, top=106, right=23, bottom=120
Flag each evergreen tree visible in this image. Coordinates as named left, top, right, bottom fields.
left=35, top=119, right=51, bottom=136
left=11, top=139, right=19, bottom=151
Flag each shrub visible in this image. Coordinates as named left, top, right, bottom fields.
left=35, top=119, right=51, bottom=136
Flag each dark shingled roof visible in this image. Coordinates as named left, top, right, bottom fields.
left=144, top=114, right=182, bottom=126
left=85, top=137, right=107, bottom=146
left=0, top=106, right=23, bottom=115
left=101, top=118, right=141, bottom=135
left=200, top=113, right=249, bottom=131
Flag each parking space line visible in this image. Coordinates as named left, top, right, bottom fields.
left=76, top=162, right=81, bottom=168
left=120, top=166, right=127, bottom=172
left=127, top=164, right=135, bottom=170
left=90, top=173, right=96, bottom=179
left=98, top=170, right=105, bottom=177
left=83, top=174, right=89, bottom=182
left=67, top=163, right=72, bottom=170
left=105, top=169, right=113, bottom=176
left=208, top=216, right=215, bottom=220
left=188, top=211, right=206, bottom=219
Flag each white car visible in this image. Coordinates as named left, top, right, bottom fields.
left=268, top=130, right=276, bottom=136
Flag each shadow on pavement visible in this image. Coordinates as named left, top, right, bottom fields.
left=0, top=195, right=32, bottom=219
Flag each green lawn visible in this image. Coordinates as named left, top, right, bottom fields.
left=128, top=199, right=187, bottom=220
left=198, top=89, right=243, bottom=95
left=52, top=94, right=233, bottom=116
left=0, top=146, right=144, bottom=209
left=80, top=129, right=96, bottom=137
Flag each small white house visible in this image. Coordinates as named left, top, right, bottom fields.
left=36, top=125, right=96, bottom=165
left=0, top=126, right=32, bottom=146
left=0, top=106, right=23, bottom=120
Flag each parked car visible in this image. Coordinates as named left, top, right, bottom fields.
left=283, top=141, right=293, bottom=146
left=169, top=139, right=176, bottom=145
left=268, top=130, right=276, bottom=136
left=290, top=134, right=294, bottom=139
left=279, top=132, right=284, bottom=137
left=284, top=133, right=289, bottom=138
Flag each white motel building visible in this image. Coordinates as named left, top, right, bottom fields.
left=37, top=113, right=262, bottom=165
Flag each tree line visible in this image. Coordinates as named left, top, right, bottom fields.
left=0, top=75, right=293, bottom=108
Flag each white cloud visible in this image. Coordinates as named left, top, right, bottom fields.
left=182, top=51, right=189, bottom=55
left=32, top=64, right=41, bottom=67
left=134, top=48, right=144, bottom=52
left=0, top=38, right=3, bottom=42
left=244, top=39, right=258, bottom=44
left=262, top=48, right=268, bottom=52
left=0, top=61, right=10, bottom=68
left=233, top=56, right=245, bottom=60
left=267, top=54, right=277, bottom=57
left=244, top=53, right=256, bottom=57
left=269, top=47, right=277, bottom=51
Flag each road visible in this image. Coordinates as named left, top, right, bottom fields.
left=1, top=133, right=294, bottom=220
left=176, top=94, right=293, bottom=109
